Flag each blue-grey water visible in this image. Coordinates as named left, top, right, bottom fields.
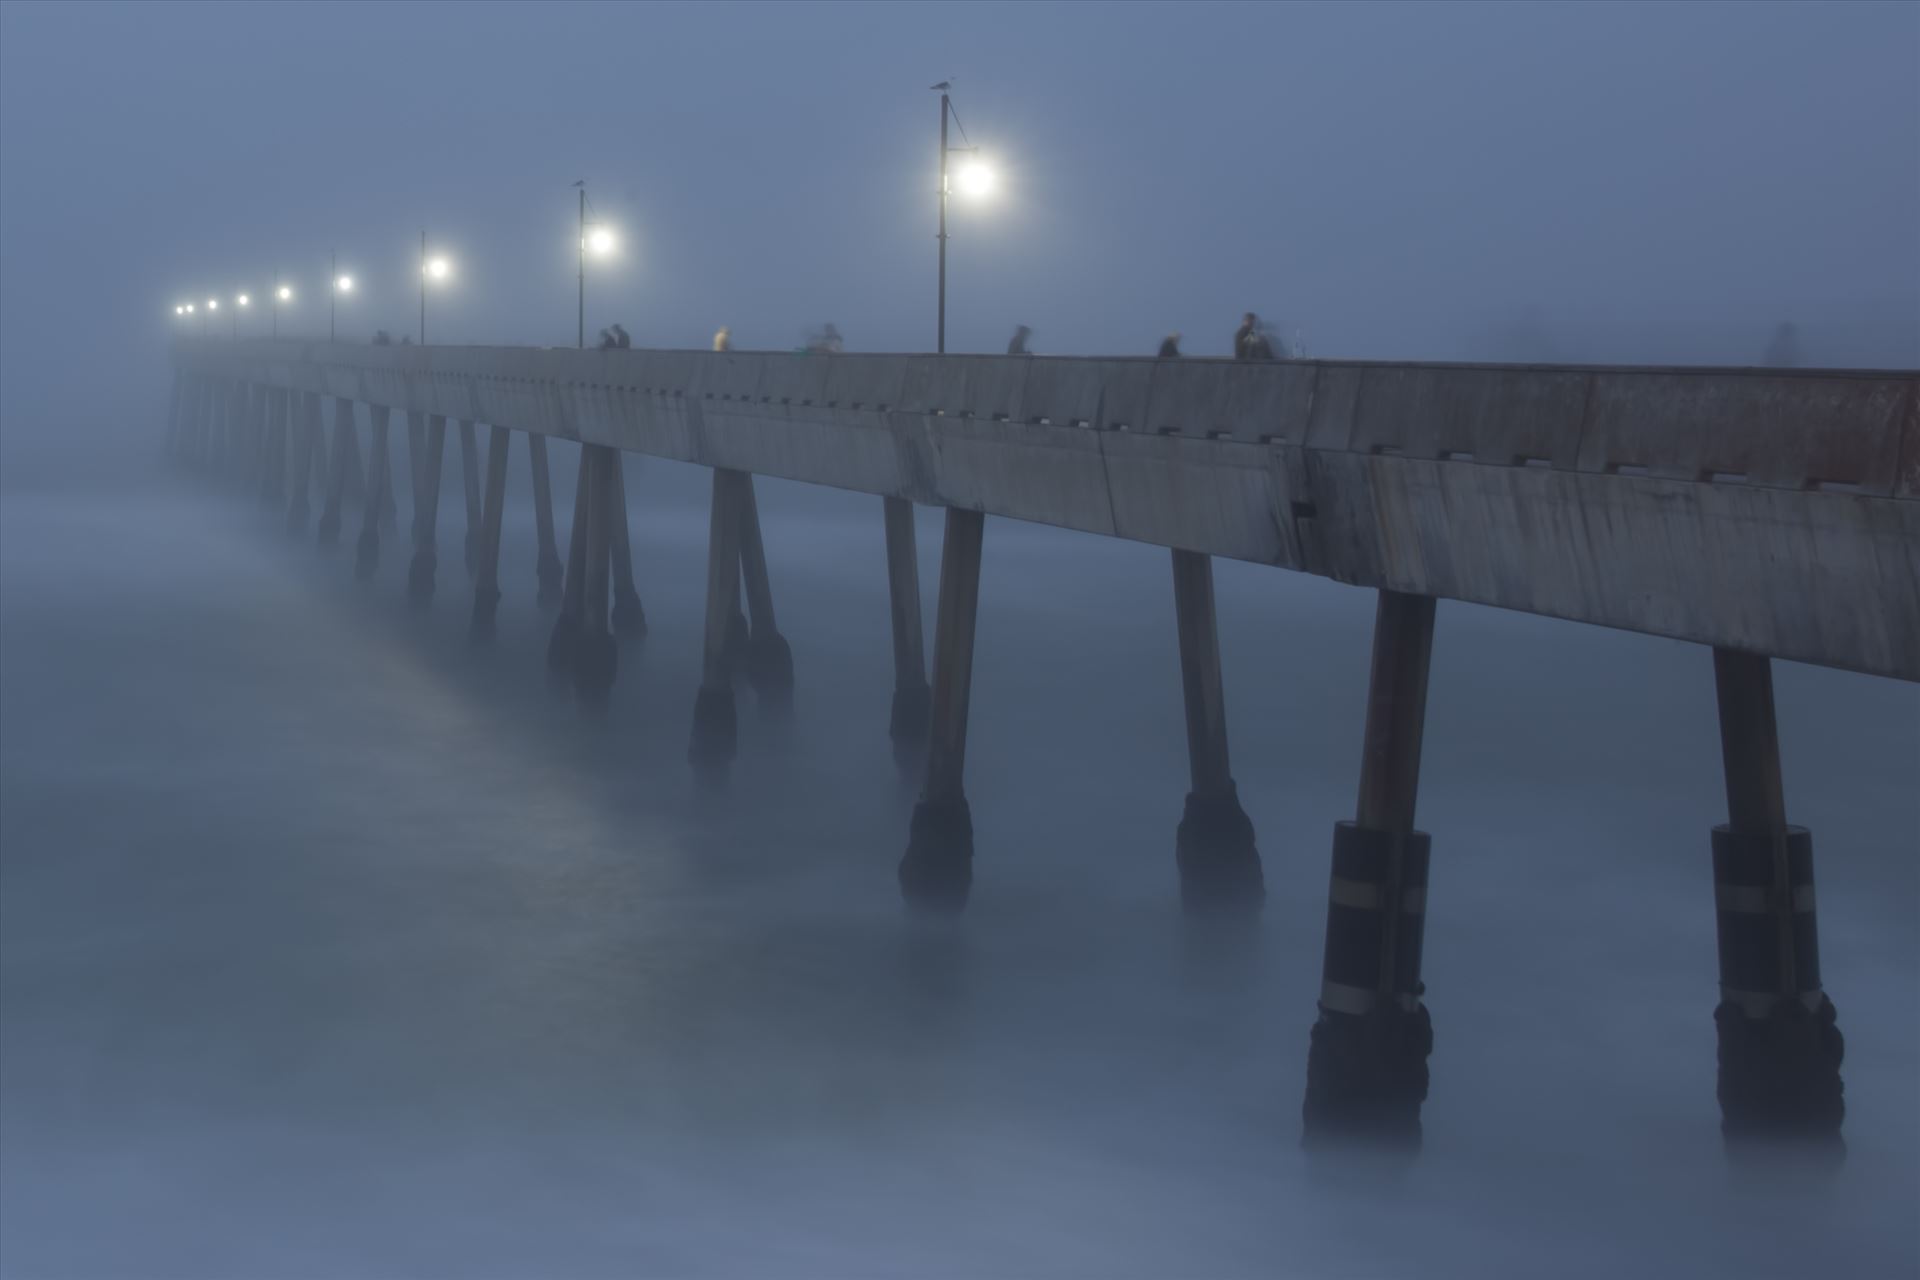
left=2, top=440, right=1915, bottom=1278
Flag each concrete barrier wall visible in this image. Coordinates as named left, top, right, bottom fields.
left=176, top=341, right=1920, bottom=681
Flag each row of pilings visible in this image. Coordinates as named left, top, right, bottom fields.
left=165, top=367, right=1846, bottom=1153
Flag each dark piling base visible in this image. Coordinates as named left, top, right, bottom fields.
left=536, top=551, right=565, bottom=607
left=317, top=509, right=342, bottom=547
left=1716, top=995, right=1845, bottom=1146
left=406, top=551, right=437, bottom=606
left=354, top=528, right=379, bottom=581
left=889, top=679, right=932, bottom=771
left=899, top=795, right=974, bottom=913
left=1175, top=784, right=1265, bottom=912
left=688, top=684, right=738, bottom=783
left=747, top=630, right=794, bottom=718
left=613, top=587, right=649, bottom=644
left=1302, top=1002, right=1433, bottom=1150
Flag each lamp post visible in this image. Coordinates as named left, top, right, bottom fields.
left=577, top=183, right=586, bottom=348
left=931, top=82, right=993, bottom=354
left=574, top=181, right=618, bottom=349
left=207, top=297, right=220, bottom=339
left=420, top=231, right=451, bottom=345
left=274, top=283, right=291, bottom=338
left=331, top=251, right=355, bottom=342
left=235, top=292, right=250, bottom=339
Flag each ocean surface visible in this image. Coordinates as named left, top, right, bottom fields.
left=2, top=440, right=1915, bottom=1278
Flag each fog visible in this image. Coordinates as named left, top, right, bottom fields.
left=2, top=2, right=1917, bottom=1278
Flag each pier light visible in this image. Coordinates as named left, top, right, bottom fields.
left=335, top=274, right=354, bottom=293
left=277, top=285, right=293, bottom=301
left=236, top=293, right=250, bottom=307
left=956, top=159, right=995, bottom=199
left=207, top=298, right=218, bottom=311
left=418, top=232, right=452, bottom=344
left=184, top=303, right=195, bottom=314
left=174, top=305, right=184, bottom=316
left=573, top=181, right=623, bottom=347
left=931, top=82, right=1001, bottom=353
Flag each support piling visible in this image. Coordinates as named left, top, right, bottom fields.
left=406, top=415, right=447, bottom=605
left=1171, top=548, right=1263, bottom=909
left=528, top=435, right=565, bottom=606
left=356, top=405, right=391, bottom=581
left=1709, top=647, right=1844, bottom=1146
left=1303, top=588, right=1438, bottom=1149
left=736, top=472, right=792, bottom=717
left=469, top=425, right=510, bottom=639
left=458, top=420, right=481, bottom=579
left=689, top=467, right=746, bottom=782
left=883, top=496, right=931, bottom=768
left=898, top=507, right=985, bottom=911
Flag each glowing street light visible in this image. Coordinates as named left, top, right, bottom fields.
left=956, top=159, right=995, bottom=199
left=329, top=250, right=355, bottom=342
left=277, top=285, right=293, bottom=301
left=237, top=293, right=251, bottom=307
left=273, top=281, right=293, bottom=337
left=573, top=180, right=621, bottom=348
left=930, top=82, right=996, bottom=353
left=419, top=230, right=452, bottom=344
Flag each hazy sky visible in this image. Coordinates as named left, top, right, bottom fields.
left=1, top=0, right=1915, bottom=433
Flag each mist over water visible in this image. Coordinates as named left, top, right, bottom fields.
left=2, top=438, right=1914, bottom=1277
left=4, top=0, right=1919, bottom=1274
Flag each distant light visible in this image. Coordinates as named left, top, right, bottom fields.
left=585, top=226, right=616, bottom=255
left=424, top=256, right=451, bottom=281
left=207, top=298, right=219, bottom=311
left=277, top=285, right=292, bottom=301
left=184, top=303, right=195, bottom=314
left=174, top=305, right=184, bottom=315
left=335, top=275, right=354, bottom=293
left=236, top=294, right=250, bottom=307
left=956, top=160, right=995, bottom=199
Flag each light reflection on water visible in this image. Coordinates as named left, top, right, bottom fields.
left=2, top=455, right=1915, bottom=1278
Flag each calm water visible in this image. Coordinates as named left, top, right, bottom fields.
left=2, top=443, right=1915, bottom=1278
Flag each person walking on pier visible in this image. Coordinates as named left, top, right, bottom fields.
left=713, top=326, right=732, bottom=353
left=1234, top=312, right=1258, bottom=360
left=1007, top=324, right=1033, bottom=355
left=1158, top=332, right=1182, bottom=358
left=611, top=323, right=631, bottom=349
left=598, top=328, right=618, bottom=350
